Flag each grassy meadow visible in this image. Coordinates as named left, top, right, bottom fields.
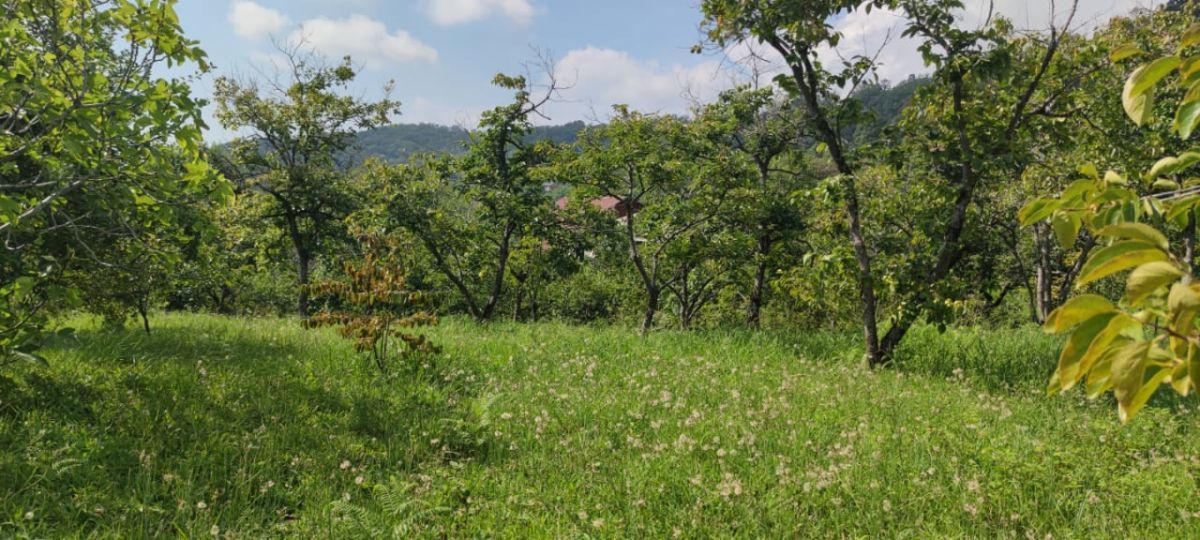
left=2, top=314, right=1199, bottom=538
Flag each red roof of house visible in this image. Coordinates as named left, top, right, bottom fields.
left=555, top=195, right=641, bottom=218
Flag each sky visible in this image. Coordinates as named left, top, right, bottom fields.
left=177, top=0, right=1167, bottom=142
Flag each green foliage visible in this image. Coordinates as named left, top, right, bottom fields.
left=0, top=0, right=223, bottom=361
left=382, top=74, right=563, bottom=322
left=214, top=50, right=400, bottom=317
left=1022, top=21, right=1200, bottom=421
left=561, top=107, right=748, bottom=331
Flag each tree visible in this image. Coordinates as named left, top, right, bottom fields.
left=700, top=0, right=1078, bottom=364
left=0, top=0, right=221, bottom=360
left=304, top=228, right=438, bottom=373
left=385, top=73, right=560, bottom=322
left=563, top=108, right=743, bottom=333
left=214, top=48, right=400, bottom=317
left=698, top=86, right=809, bottom=326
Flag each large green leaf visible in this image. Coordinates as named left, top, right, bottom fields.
left=1051, top=213, right=1081, bottom=249
left=1123, top=84, right=1155, bottom=127
left=1017, top=198, right=1061, bottom=226
left=1067, top=313, right=1141, bottom=392
left=1183, top=23, right=1200, bottom=48
left=1176, top=99, right=1200, bottom=139
left=1121, top=364, right=1172, bottom=423
left=1127, top=56, right=1181, bottom=100
left=1043, top=294, right=1116, bottom=333
left=1094, top=222, right=1170, bottom=251
left=1109, top=44, right=1143, bottom=63
left=1052, top=314, right=1118, bottom=395
left=1085, top=340, right=1128, bottom=399
left=1077, top=241, right=1169, bottom=287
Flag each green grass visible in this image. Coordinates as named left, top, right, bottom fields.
left=3, top=314, right=1200, bottom=538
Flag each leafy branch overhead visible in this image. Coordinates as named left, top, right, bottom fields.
left=1021, top=21, right=1200, bottom=422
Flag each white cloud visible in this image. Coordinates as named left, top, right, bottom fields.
left=290, top=15, right=438, bottom=68
left=228, top=0, right=290, bottom=40
left=423, top=0, right=535, bottom=26
left=959, top=0, right=1165, bottom=31
left=544, top=47, right=741, bottom=123
left=725, top=0, right=1167, bottom=89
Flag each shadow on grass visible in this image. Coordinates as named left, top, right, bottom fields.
left=6, top=320, right=496, bottom=470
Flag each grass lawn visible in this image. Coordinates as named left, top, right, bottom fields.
left=2, top=313, right=1199, bottom=538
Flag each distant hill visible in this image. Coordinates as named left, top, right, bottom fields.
left=845, top=75, right=930, bottom=145
left=337, top=82, right=924, bottom=164
left=349, top=120, right=588, bottom=163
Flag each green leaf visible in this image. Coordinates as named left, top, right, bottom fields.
left=1078, top=163, right=1100, bottom=179
left=1077, top=241, right=1169, bottom=287
left=1094, top=222, right=1170, bottom=251
left=1153, top=179, right=1181, bottom=191
left=1103, top=170, right=1128, bottom=186
left=1124, top=84, right=1155, bottom=126
left=1122, top=364, right=1172, bottom=423
left=1051, top=213, right=1080, bottom=249
left=1087, top=337, right=1136, bottom=399
left=1125, top=261, right=1184, bottom=305
left=1176, top=99, right=1200, bottom=139
left=1062, top=179, right=1096, bottom=201
left=1184, top=23, right=1200, bottom=48
left=1169, top=281, right=1200, bottom=312
left=11, top=351, right=48, bottom=367
left=1128, top=56, right=1181, bottom=99
left=1147, top=156, right=1180, bottom=180
left=1183, top=59, right=1200, bottom=85
left=1043, top=294, right=1116, bottom=333
left=1018, top=198, right=1061, bottom=226
left=1109, top=44, right=1143, bottom=62
left=1069, top=313, right=1142, bottom=392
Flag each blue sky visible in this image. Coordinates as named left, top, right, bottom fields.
left=178, top=0, right=736, bottom=141
left=179, top=0, right=1161, bottom=142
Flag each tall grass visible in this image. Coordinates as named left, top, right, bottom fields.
left=2, top=314, right=1198, bottom=538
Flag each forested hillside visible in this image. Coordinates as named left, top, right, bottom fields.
left=348, top=81, right=922, bottom=163
left=352, top=120, right=588, bottom=162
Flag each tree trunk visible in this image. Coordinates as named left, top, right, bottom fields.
left=774, top=48, right=881, bottom=366
left=297, top=249, right=312, bottom=318
left=641, top=287, right=659, bottom=334
left=479, top=221, right=516, bottom=322
left=512, top=286, right=524, bottom=321
left=1033, top=223, right=1052, bottom=323
left=529, top=285, right=540, bottom=322
left=746, top=233, right=771, bottom=328
left=137, top=295, right=151, bottom=335
left=1186, top=212, right=1196, bottom=271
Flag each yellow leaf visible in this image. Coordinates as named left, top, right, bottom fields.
left=1054, top=313, right=1118, bottom=394
left=1109, top=341, right=1151, bottom=423
left=1125, top=261, right=1183, bottom=305
left=1120, top=365, right=1172, bottom=424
